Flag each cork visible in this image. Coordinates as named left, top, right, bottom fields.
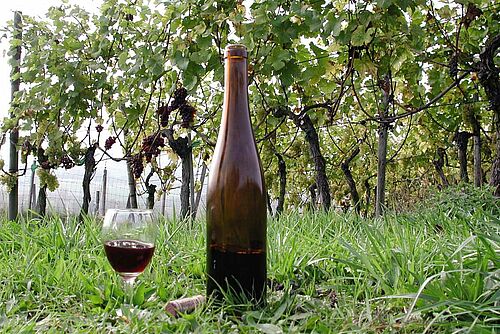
left=165, top=295, right=206, bottom=317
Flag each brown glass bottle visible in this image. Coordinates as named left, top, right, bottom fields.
left=206, top=44, right=267, bottom=305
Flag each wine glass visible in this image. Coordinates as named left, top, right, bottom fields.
left=101, top=209, right=157, bottom=286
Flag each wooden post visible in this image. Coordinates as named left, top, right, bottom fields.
left=8, top=11, right=22, bottom=221
left=161, top=191, right=166, bottom=216
left=188, top=133, right=195, bottom=220
left=193, top=162, right=207, bottom=218
left=28, top=162, right=36, bottom=211
left=375, top=75, right=392, bottom=218
left=375, top=122, right=389, bottom=217
left=126, top=159, right=138, bottom=208
left=95, top=190, right=100, bottom=215
left=31, top=184, right=37, bottom=210
left=101, top=167, right=107, bottom=216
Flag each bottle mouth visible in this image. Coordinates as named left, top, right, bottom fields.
left=224, top=44, right=247, bottom=59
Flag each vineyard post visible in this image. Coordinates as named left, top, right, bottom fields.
left=28, top=162, right=36, bottom=211
left=8, top=11, right=22, bottom=221
left=161, top=191, right=166, bottom=216
left=100, top=167, right=107, bottom=216
left=126, top=160, right=138, bottom=209
left=473, top=131, right=482, bottom=187
left=193, top=162, right=207, bottom=218
left=31, top=184, right=36, bottom=210
left=188, top=133, right=195, bottom=220
left=95, top=191, right=100, bottom=216
left=375, top=122, right=389, bottom=217
left=274, top=151, right=287, bottom=215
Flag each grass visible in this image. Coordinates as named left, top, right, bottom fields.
left=0, top=185, right=499, bottom=333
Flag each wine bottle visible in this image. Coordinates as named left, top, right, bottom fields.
left=206, top=44, right=267, bottom=305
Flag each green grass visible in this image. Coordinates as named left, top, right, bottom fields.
left=0, top=185, right=499, bottom=333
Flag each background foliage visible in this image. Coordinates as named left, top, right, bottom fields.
left=0, top=0, right=499, bottom=215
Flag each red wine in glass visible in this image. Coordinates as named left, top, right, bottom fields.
left=101, top=209, right=157, bottom=285
left=104, top=239, right=155, bottom=276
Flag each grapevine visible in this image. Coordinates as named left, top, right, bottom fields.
left=40, top=161, right=54, bottom=170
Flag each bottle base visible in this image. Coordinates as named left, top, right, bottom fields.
left=207, top=246, right=266, bottom=305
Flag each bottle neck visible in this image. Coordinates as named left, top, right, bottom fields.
left=222, top=56, right=250, bottom=129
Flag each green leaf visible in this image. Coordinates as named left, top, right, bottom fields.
left=392, top=49, right=414, bottom=73
left=183, top=74, right=198, bottom=91
left=351, top=26, right=374, bottom=46
left=133, top=283, right=146, bottom=306
left=174, top=51, right=189, bottom=70
left=193, top=21, right=206, bottom=34
left=254, top=324, right=283, bottom=334
left=377, top=0, right=393, bottom=9
left=88, top=294, right=103, bottom=305
left=268, top=48, right=291, bottom=71
left=118, top=51, right=129, bottom=70
left=325, top=15, right=342, bottom=37
left=114, top=112, right=126, bottom=129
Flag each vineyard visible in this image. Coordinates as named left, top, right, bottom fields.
left=0, top=0, right=499, bottom=218
left=0, top=0, right=499, bottom=332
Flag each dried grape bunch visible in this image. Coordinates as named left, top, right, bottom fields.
left=180, top=103, right=196, bottom=128
left=156, top=104, right=171, bottom=127
left=142, top=133, right=165, bottom=163
left=105, top=137, right=116, bottom=150
left=40, top=161, right=53, bottom=170
left=160, top=87, right=198, bottom=129
left=22, top=139, right=33, bottom=154
left=170, top=87, right=188, bottom=111
left=95, top=124, right=104, bottom=133
left=130, top=153, right=144, bottom=179
left=60, top=155, right=74, bottom=169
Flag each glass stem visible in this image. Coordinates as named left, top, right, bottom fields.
left=122, top=277, right=136, bottom=305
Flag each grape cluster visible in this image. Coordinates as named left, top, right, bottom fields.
left=171, top=87, right=188, bottom=110
left=22, top=140, right=33, bottom=154
left=130, top=153, right=144, bottom=179
left=105, top=136, right=116, bottom=150
left=163, top=87, right=196, bottom=129
left=95, top=124, right=104, bottom=133
left=156, top=104, right=171, bottom=127
left=180, top=104, right=196, bottom=128
left=40, top=161, right=52, bottom=170
left=60, top=155, right=74, bottom=169
left=142, top=134, right=165, bottom=163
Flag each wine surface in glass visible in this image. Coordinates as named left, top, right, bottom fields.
left=104, top=239, right=155, bottom=274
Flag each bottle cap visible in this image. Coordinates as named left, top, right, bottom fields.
left=224, top=44, right=247, bottom=59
